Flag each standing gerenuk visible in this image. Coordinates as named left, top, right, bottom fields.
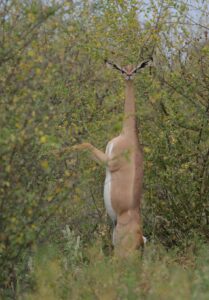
left=73, top=59, right=151, bottom=257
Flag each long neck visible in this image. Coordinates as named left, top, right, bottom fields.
left=123, top=80, right=137, bottom=135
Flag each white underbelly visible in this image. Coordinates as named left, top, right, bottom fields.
left=104, top=169, right=116, bottom=222
left=103, top=142, right=116, bottom=222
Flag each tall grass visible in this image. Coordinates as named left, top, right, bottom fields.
left=24, top=231, right=209, bottom=300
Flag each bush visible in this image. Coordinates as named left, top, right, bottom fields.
left=0, top=0, right=208, bottom=298
left=25, top=237, right=209, bottom=300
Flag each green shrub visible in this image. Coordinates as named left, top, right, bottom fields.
left=0, top=0, right=208, bottom=298
left=25, top=239, right=209, bottom=300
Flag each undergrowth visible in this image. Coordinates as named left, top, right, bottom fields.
left=22, top=230, right=209, bottom=300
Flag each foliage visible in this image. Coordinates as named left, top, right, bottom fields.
left=25, top=237, right=209, bottom=300
left=0, top=0, right=208, bottom=298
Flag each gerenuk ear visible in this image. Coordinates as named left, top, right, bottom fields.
left=104, top=59, right=126, bottom=75
left=132, top=58, right=153, bottom=75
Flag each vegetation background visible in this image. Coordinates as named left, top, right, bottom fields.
left=0, top=0, right=208, bottom=299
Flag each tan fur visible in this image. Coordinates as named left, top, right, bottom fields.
left=106, top=74, right=144, bottom=256
left=73, top=64, right=146, bottom=257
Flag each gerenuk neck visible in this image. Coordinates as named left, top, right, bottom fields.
left=122, top=80, right=137, bottom=136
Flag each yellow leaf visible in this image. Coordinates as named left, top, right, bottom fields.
left=40, top=135, right=47, bottom=144
left=40, top=160, right=49, bottom=170
left=64, top=170, right=70, bottom=176
left=144, top=146, right=151, bottom=153
left=28, top=13, right=36, bottom=22
left=6, top=165, right=11, bottom=173
left=11, top=217, right=16, bottom=223
left=28, top=49, right=35, bottom=57
left=35, top=68, right=41, bottom=75
left=47, top=195, right=53, bottom=202
left=27, top=209, right=33, bottom=215
left=170, top=135, right=176, bottom=144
